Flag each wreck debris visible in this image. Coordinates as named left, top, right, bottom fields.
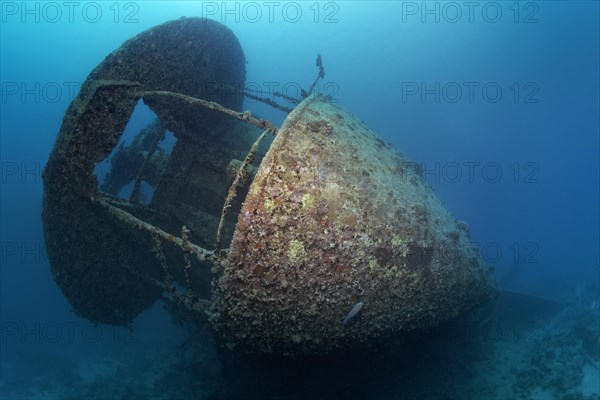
left=215, top=130, right=269, bottom=255
left=129, top=121, right=167, bottom=204
left=100, top=118, right=168, bottom=198
left=43, top=17, right=497, bottom=355
left=139, top=90, right=279, bottom=135
left=93, top=196, right=214, bottom=262
left=304, top=53, right=326, bottom=98
left=42, top=17, right=248, bottom=325
left=241, top=89, right=295, bottom=113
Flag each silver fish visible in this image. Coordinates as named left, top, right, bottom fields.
left=341, top=301, right=365, bottom=325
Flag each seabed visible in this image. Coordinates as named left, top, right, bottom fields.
left=2, top=292, right=598, bottom=400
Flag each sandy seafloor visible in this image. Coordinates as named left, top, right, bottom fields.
left=1, top=291, right=598, bottom=400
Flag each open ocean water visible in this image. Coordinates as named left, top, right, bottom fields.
left=0, top=2, right=599, bottom=399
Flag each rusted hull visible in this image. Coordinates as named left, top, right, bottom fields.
left=214, top=95, right=497, bottom=354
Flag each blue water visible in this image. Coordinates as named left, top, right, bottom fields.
left=1, top=2, right=598, bottom=399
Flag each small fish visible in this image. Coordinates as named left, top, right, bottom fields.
left=341, top=301, right=365, bottom=325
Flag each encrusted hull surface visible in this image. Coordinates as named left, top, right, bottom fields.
left=214, top=96, right=497, bottom=354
